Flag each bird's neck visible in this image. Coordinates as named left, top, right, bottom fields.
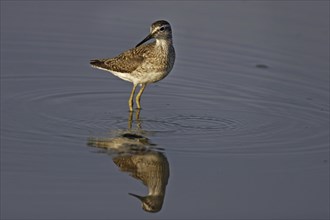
left=155, top=38, right=172, bottom=49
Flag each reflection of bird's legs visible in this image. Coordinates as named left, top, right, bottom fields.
left=136, top=109, right=142, bottom=129
left=136, top=84, right=146, bottom=109
left=128, top=110, right=134, bottom=130
left=129, top=84, right=137, bottom=112
left=128, top=108, right=141, bottom=130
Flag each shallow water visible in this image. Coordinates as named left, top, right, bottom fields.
left=1, top=1, right=329, bottom=219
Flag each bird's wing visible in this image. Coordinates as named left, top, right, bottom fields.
left=90, top=44, right=153, bottom=73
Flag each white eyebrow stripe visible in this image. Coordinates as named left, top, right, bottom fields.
left=160, top=24, right=170, bottom=28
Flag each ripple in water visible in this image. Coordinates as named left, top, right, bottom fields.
left=2, top=72, right=328, bottom=157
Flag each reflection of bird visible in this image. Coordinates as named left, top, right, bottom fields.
left=114, top=151, right=169, bottom=213
left=90, top=20, right=175, bottom=111
left=88, top=131, right=169, bottom=213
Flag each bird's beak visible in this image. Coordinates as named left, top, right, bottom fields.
left=136, top=33, right=153, bottom=48
left=128, top=193, right=145, bottom=201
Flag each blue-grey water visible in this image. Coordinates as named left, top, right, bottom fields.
left=1, top=1, right=329, bottom=219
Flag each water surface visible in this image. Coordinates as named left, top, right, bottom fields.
left=1, top=1, right=329, bottom=219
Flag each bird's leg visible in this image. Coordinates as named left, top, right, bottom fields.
left=129, top=84, right=137, bottom=112
left=136, top=84, right=146, bottom=109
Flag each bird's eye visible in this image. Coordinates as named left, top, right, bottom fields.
left=160, top=27, right=165, bottom=31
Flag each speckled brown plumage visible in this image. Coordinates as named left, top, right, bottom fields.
left=90, top=44, right=149, bottom=74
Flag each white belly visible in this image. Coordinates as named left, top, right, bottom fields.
left=111, top=70, right=169, bottom=85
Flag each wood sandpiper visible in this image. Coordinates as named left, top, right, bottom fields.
left=90, top=20, right=175, bottom=111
